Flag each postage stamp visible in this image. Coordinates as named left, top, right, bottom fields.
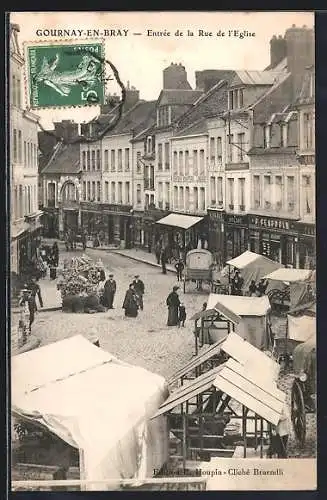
left=25, top=41, right=105, bottom=108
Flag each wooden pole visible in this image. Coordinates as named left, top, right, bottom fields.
left=242, top=406, right=247, bottom=458
left=182, top=412, right=187, bottom=471
left=260, top=418, right=264, bottom=458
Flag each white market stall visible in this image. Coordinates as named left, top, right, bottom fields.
left=12, top=335, right=169, bottom=490
left=226, top=250, right=283, bottom=292
left=206, top=294, right=273, bottom=350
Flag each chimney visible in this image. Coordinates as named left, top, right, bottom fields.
left=54, top=120, right=80, bottom=142
left=163, top=62, right=192, bottom=89
left=270, top=34, right=287, bottom=68
left=124, top=84, right=140, bottom=111
left=285, top=24, right=314, bottom=99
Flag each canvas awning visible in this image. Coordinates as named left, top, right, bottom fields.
left=12, top=335, right=169, bottom=488
left=206, top=294, right=271, bottom=317
left=155, top=213, right=204, bottom=230
left=264, top=268, right=313, bottom=283
left=227, top=250, right=262, bottom=268
left=213, top=358, right=286, bottom=426
left=287, top=314, right=316, bottom=343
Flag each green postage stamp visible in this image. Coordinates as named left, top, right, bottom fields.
left=26, top=41, right=105, bottom=108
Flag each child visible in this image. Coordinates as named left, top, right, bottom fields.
left=178, top=303, right=187, bottom=327
left=175, top=259, right=184, bottom=282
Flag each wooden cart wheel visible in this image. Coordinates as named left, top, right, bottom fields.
left=291, top=379, right=306, bottom=449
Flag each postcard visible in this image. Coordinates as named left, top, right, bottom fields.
left=9, top=11, right=316, bottom=492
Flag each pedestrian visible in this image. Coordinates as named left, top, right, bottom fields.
left=122, top=283, right=139, bottom=317
left=64, top=232, right=69, bottom=252
left=103, top=273, right=117, bottom=309
left=268, top=404, right=290, bottom=458
left=155, top=241, right=161, bottom=265
left=49, top=254, right=57, bottom=280
left=202, top=302, right=207, bottom=311
left=175, top=259, right=184, bottom=282
left=161, top=247, right=167, bottom=274
left=51, top=241, right=59, bottom=267
left=248, top=280, right=257, bottom=297
left=166, top=285, right=180, bottom=326
left=178, top=303, right=187, bottom=327
left=132, top=274, right=145, bottom=311
left=231, top=270, right=244, bottom=296
left=81, top=231, right=87, bottom=251
left=257, top=278, right=268, bottom=297
left=27, top=276, right=43, bottom=310
left=20, top=279, right=43, bottom=333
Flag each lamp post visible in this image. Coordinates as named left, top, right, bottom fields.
left=129, top=208, right=135, bottom=248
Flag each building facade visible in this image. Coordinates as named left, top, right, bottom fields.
left=10, top=24, right=42, bottom=275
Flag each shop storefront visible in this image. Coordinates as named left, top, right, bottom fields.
left=208, top=208, right=225, bottom=268
left=297, top=222, right=316, bottom=269
left=102, top=203, right=133, bottom=248
left=41, top=208, right=59, bottom=238
left=248, top=214, right=299, bottom=268
left=142, top=208, right=169, bottom=251
left=224, top=214, right=249, bottom=263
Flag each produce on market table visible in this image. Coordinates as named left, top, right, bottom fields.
left=56, top=255, right=106, bottom=312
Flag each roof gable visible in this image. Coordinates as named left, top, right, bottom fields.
left=42, top=142, right=81, bottom=175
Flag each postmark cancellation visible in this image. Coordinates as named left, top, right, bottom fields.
left=25, top=40, right=106, bottom=109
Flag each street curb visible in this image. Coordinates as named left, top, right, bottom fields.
left=110, top=250, right=176, bottom=274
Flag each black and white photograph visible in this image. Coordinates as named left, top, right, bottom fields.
left=9, top=11, right=316, bottom=491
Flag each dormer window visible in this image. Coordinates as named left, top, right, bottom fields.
left=228, top=88, right=244, bottom=110
left=146, top=135, right=155, bottom=154
left=158, top=106, right=171, bottom=127
left=264, top=125, right=271, bottom=148
left=280, top=124, right=288, bottom=147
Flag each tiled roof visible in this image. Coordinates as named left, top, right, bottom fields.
left=38, top=131, right=58, bottom=172
left=173, top=118, right=208, bottom=137
left=230, top=69, right=286, bottom=87
left=175, top=79, right=230, bottom=131
left=41, top=142, right=81, bottom=175
left=104, top=100, right=157, bottom=137
left=295, top=66, right=315, bottom=105
left=264, top=57, right=287, bottom=72
left=158, top=89, right=203, bottom=106
left=250, top=72, right=292, bottom=123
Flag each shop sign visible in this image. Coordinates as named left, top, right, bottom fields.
left=102, top=203, right=132, bottom=213
left=249, top=215, right=296, bottom=231
left=225, top=214, right=248, bottom=226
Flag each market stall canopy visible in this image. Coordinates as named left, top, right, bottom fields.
left=168, top=336, right=228, bottom=385
left=155, top=213, right=204, bottom=230
left=287, top=314, right=316, bottom=343
left=213, top=358, right=286, bottom=426
left=221, top=332, right=280, bottom=383
left=12, top=335, right=169, bottom=490
left=206, top=294, right=271, bottom=317
left=205, top=294, right=271, bottom=350
left=191, top=300, right=242, bottom=324
left=227, top=251, right=282, bottom=290
left=264, top=268, right=313, bottom=283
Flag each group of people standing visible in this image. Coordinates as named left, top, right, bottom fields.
left=99, top=273, right=145, bottom=318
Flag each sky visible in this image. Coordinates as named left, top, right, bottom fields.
left=11, top=11, right=314, bottom=130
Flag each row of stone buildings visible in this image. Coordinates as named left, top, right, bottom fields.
left=10, top=24, right=43, bottom=275
left=39, top=24, right=315, bottom=269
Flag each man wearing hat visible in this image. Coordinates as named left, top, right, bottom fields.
left=132, top=274, right=145, bottom=311
left=166, top=285, right=181, bottom=326
left=103, top=273, right=117, bottom=309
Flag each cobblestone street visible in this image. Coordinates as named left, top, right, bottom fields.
left=32, top=248, right=208, bottom=379
left=30, top=247, right=316, bottom=458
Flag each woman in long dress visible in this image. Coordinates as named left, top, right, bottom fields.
left=166, top=286, right=180, bottom=326
left=122, top=283, right=139, bottom=317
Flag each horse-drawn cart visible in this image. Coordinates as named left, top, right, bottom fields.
left=183, top=249, right=214, bottom=293
left=291, top=334, right=316, bottom=449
